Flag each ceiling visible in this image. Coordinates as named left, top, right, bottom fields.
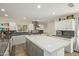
left=0, top=3, right=79, bottom=22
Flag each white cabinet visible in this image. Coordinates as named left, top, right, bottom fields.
left=55, top=19, right=75, bottom=30
left=64, top=37, right=74, bottom=53
left=26, top=39, right=43, bottom=56
left=55, top=21, right=64, bottom=30
left=44, top=48, right=64, bottom=56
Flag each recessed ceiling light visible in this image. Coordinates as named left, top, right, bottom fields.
left=52, top=12, right=55, bottom=15
left=24, top=17, right=26, bottom=19
left=37, top=5, right=41, bottom=8
left=4, top=14, right=8, bottom=17
left=1, top=8, right=5, bottom=12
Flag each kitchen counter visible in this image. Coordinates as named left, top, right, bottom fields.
left=11, top=32, right=28, bottom=36
left=11, top=35, right=26, bottom=45
left=25, top=35, right=70, bottom=56
left=0, top=32, right=24, bottom=56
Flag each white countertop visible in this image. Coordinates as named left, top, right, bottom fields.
left=11, top=35, right=26, bottom=45
left=25, top=35, right=70, bottom=53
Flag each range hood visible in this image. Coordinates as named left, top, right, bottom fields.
left=32, top=21, right=40, bottom=30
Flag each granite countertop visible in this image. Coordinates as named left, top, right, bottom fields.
left=0, top=41, right=8, bottom=56
left=25, top=35, right=70, bottom=53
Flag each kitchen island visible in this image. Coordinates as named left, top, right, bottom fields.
left=25, top=35, right=70, bottom=56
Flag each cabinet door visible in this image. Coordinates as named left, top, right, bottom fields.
left=55, top=21, right=61, bottom=30
left=55, top=19, right=75, bottom=30
left=26, top=39, right=30, bottom=55
left=65, top=20, right=72, bottom=30
left=64, top=20, right=75, bottom=30
left=60, top=21, right=65, bottom=30
left=26, top=39, right=36, bottom=55
left=30, top=42, right=44, bottom=56
left=55, top=21, right=65, bottom=30
left=72, top=20, right=75, bottom=30
left=4, top=44, right=9, bottom=56
left=26, top=39, right=44, bottom=56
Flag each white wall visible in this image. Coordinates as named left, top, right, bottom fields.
left=45, top=21, right=56, bottom=36
left=0, top=17, right=32, bottom=32
left=0, top=17, right=30, bottom=25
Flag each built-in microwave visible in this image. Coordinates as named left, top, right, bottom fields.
left=56, top=30, right=62, bottom=36
left=56, top=30, right=74, bottom=38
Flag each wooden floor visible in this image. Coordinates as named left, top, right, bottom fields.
left=12, top=43, right=79, bottom=56
left=14, top=43, right=28, bottom=56
left=65, top=52, right=79, bottom=56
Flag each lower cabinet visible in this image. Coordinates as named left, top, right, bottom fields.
left=26, top=38, right=65, bottom=56
left=44, top=48, right=64, bottom=56
left=4, top=44, right=9, bottom=56
left=65, top=38, right=74, bottom=53
left=26, top=39, right=44, bottom=56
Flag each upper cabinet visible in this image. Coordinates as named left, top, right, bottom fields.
left=55, top=19, right=75, bottom=30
